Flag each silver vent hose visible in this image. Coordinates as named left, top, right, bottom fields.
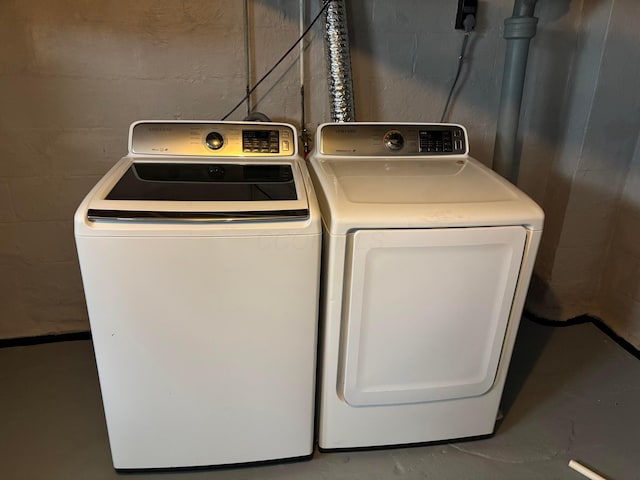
left=323, top=0, right=356, bottom=122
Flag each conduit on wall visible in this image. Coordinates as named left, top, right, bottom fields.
left=323, top=0, right=356, bottom=122
left=493, top=0, right=539, bottom=183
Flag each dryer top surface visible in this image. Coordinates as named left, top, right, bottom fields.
left=308, top=122, right=543, bottom=234
left=309, top=155, right=543, bottom=233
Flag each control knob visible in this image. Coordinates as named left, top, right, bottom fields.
left=384, top=130, right=404, bottom=151
left=205, top=131, right=224, bottom=150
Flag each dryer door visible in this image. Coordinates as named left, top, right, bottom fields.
left=340, top=226, right=526, bottom=406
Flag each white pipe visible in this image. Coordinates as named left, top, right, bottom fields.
left=568, top=460, right=609, bottom=480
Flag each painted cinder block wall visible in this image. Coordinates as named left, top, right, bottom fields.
left=520, top=0, right=640, bottom=347
left=1, top=0, right=639, bottom=347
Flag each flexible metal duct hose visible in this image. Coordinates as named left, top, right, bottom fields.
left=323, top=0, right=355, bottom=122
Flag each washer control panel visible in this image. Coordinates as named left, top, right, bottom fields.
left=319, top=123, right=467, bottom=156
left=130, top=122, right=296, bottom=157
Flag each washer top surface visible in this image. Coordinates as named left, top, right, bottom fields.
left=309, top=123, right=544, bottom=234
left=75, top=121, right=320, bottom=237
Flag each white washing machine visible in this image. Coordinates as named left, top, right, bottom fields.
left=75, top=121, right=321, bottom=469
left=308, top=122, right=544, bottom=449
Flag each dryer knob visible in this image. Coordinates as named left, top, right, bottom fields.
left=205, top=131, right=224, bottom=150
left=384, top=131, right=404, bottom=151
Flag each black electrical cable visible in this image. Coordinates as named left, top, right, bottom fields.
left=440, top=15, right=475, bottom=123
left=221, top=0, right=331, bottom=121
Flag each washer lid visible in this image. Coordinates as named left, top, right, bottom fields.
left=85, top=157, right=310, bottom=222
left=106, top=163, right=298, bottom=202
left=310, top=155, right=544, bottom=233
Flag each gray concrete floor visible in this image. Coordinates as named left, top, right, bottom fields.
left=1, top=318, right=639, bottom=480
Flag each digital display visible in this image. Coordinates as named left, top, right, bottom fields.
left=244, top=130, right=271, bottom=140
left=419, top=130, right=453, bottom=153
left=243, top=129, right=279, bottom=153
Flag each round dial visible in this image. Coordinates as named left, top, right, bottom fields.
left=384, top=130, right=404, bottom=151
left=205, top=131, right=224, bottom=150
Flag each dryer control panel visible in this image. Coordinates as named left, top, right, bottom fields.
left=319, top=123, right=467, bottom=156
left=130, top=122, right=297, bottom=157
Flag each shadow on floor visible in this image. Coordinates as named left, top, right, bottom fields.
left=500, top=316, right=555, bottom=417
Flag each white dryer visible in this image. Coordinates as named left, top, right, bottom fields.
left=75, top=121, right=321, bottom=469
left=308, top=122, right=544, bottom=449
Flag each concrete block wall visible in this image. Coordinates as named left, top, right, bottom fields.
left=597, top=136, right=640, bottom=347
left=523, top=0, right=640, bottom=348
left=0, top=0, right=310, bottom=338
left=1, top=0, right=639, bottom=347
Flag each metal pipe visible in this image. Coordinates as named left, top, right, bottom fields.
left=300, top=0, right=310, bottom=154
left=513, top=0, right=538, bottom=17
left=493, top=0, right=539, bottom=183
left=323, top=0, right=355, bottom=122
left=243, top=0, right=252, bottom=116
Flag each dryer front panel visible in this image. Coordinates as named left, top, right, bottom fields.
left=340, top=226, right=526, bottom=406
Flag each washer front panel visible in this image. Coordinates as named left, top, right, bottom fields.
left=76, top=230, right=320, bottom=467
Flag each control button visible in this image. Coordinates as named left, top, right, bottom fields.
left=454, top=139, right=463, bottom=151
left=383, top=130, right=404, bottom=151
left=282, top=140, right=290, bottom=151
left=205, top=131, right=224, bottom=150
